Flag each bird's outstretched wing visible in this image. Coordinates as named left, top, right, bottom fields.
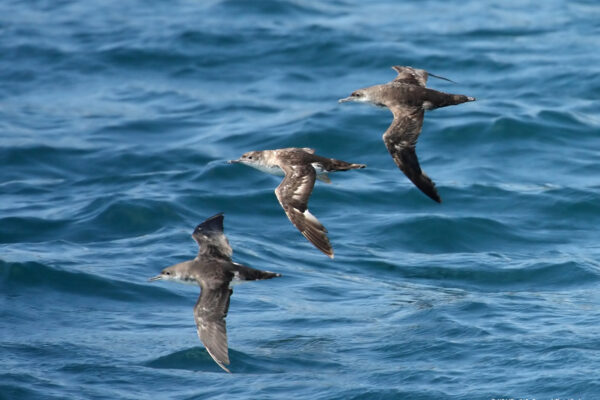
left=192, top=213, right=233, bottom=259
left=274, top=163, right=334, bottom=258
left=391, top=66, right=429, bottom=87
left=383, top=106, right=441, bottom=203
left=391, top=65, right=454, bottom=87
left=194, top=280, right=233, bottom=373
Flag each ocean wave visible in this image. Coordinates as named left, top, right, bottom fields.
left=369, top=256, right=600, bottom=291
left=0, top=372, right=64, bottom=400
left=211, top=0, right=337, bottom=18
left=0, top=260, right=169, bottom=301
left=2, top=0, right=600, bottom=397
left=0, top=217, right=70, bottom=244
left=145, top=346, right=291, bottom=374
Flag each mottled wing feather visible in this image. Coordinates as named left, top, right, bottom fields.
left=194, top=282, right=233, bottom=373
left=391, top=66, right=428, bottom=87
left=274, top=163, right=334, bottom=258
left=383, top=106, right=441, bottom=203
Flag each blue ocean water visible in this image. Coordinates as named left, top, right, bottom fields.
left=2, top=0, right=600, bottom=398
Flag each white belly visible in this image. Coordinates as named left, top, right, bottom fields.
left=252, top=164, right=284, bottom=176
left=249, top=162, right=325, bottom=176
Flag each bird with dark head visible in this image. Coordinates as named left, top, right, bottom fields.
left=339, top=65, right=475, bottom=203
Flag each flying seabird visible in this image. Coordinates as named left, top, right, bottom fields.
left=149, top=213, right=281, bottom=373
left=339, top=65, right=476, bottom=203
left=229, top=147, right=366, bottom=258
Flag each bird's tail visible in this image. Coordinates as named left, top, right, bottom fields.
left=425, top=89, right=476, bottom=110
left=455, top=94, right=476, bottom=103
left=232, top=264, right=282, bottom=281
left=439, top=93, right=476, bottom=107
left=327, top=160, right=367, bottom=172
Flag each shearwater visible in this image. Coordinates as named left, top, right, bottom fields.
left=149, top=213, right=281, bottom=373
left=339, top=65, right=475, bottom=203
left=229, top=147, right=365, bottom=258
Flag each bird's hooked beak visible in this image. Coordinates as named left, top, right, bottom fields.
left=148, top=274, right=162, bottom=282
left=338, top=96, right=355, bottom=103
left=227, top=159, right=241, bottom=164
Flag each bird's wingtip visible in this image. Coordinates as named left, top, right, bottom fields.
left=221, top=365, right=232, bottom=374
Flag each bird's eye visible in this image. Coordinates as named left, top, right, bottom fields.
left=165, top=271, right=170, bottom=275
left=353, top=92, right=362, bottom=97
left=248, top=156, right=253, bottom=159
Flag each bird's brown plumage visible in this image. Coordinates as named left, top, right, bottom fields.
left=339, top=66, right=475, bottom=202
left=149, top=214, right=281, bottom=373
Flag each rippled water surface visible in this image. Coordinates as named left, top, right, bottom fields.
left=2, top=1, right=600, bottom=399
